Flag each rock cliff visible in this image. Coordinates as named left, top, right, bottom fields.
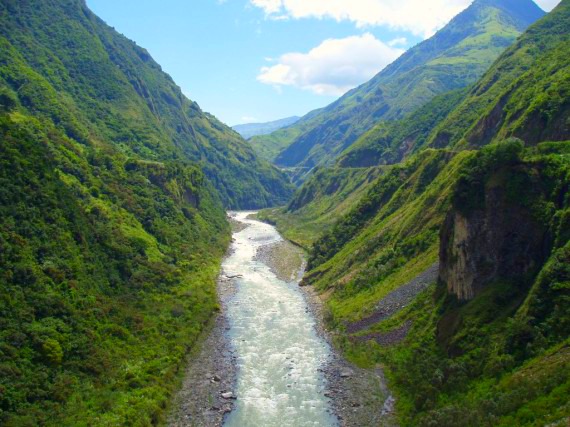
left=439, top=158, right=558, bottom=300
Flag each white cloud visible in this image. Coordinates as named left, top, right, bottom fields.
left=535, top=0, right=562, bottom=11
left=257, top=33, right=404, bottom=96
left=250, top=0, right=473, bottom=37
left=388, top=37, right=408, bottom=47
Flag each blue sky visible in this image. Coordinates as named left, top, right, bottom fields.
left=86, top=0, right=560, bottom=126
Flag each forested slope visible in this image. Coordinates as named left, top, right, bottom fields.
left=0, top=0, right=292, bottom=209
left=264, top=0, right=569, bottom=250
left=0, top=0, right=289, bottom=424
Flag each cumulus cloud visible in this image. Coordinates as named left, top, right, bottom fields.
left=535, top=0, right=562, bottom=11
left=257, top=33, right=404, bottom=96
left=388, top=37, right=408, bottom=47
left=250, top=0, right=473, bottom=37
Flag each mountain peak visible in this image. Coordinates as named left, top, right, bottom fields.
left=471, top=0, right=546, bottom=27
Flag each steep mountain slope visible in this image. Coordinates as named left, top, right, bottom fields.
left=0, top=0, right=288, bottom=424
left=428, top=0, right=570, bottom=149
left=0, top=102, right=228, bottom=425
left=247, top=108, right=324, bottom=165
left=0, top=0, right=293, bottom=209
left=262, top=3, right=569, bottom=424
left=258, top=88, right=469, bottom=247
left=308, top=141, right=569, bottom=426
left=338, top=88, right=468, bottom=168
left=256, top=0, right=544, bottom=174
left=233, top=115, right=299, bottom=140
left=259, top=166, right=385, bottom=247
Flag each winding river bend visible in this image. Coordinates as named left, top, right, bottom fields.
left=223, top=212, right=337, bottom=427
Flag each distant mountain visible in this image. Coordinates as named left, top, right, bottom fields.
left=256, top=0, right=544, bottom=179
left=233, top=116, right=300, bottom=139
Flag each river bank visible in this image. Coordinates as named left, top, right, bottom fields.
left=168, top=219, right=244, bottom=427
left=254, top=232, right=397, bottom=427
left=169, top=213, right=396, bottom=426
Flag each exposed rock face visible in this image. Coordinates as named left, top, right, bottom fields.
left=439, top=178, right=550, bottom=300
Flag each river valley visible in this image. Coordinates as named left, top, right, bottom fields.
left=170, top=212, right=391, bottom=427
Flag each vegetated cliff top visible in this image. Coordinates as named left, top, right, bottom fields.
left=337, top=0, right=569, bottom=169
left=428, top=0, right=570, bottom=150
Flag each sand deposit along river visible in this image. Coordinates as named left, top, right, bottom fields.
left=223, top=212, right=338, bottom=426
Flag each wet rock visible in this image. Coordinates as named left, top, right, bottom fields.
left=221, top=392, right=235, bottom=399
left=382, top=395, right=396, bottom=415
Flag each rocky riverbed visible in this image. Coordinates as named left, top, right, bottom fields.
left=169, top=214, right=397, bottom=427
left=168, top=219, right=245, bottom=427
left=254, top=231, right=398, bottom=427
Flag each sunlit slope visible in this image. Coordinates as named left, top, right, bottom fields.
left=253, top=0, right=544, bottom=175
left=0, top=0, right=293, bottom=208
left=263, top=0, right=568, bottom=249
left=287, top=3, right=570, bottom=424
left=428, top=0, right=570, bottom=149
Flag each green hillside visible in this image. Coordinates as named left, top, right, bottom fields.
left=264, top=0, right=569, bottom=252
left=428, top=0, right=570, bottom=150
left=257, top=88, right=468, bottom=249
left=261, top=2, right=570, bottom=425
left=248, top=108, right=323, bottom=164
left=306, top=141, right=569, bottom=426
left=0, top=0, right=290, bottom=424
left=0, top=103, right=228, bottom=425
left=254, top=0, right=544, bottom=176
left=338, top=88, right=468, bottom=168
left=0, top=0, right=293, bottom=209
left=259, top=166, right=385, bottom=248
left=233, top=116, right=300, bottom=140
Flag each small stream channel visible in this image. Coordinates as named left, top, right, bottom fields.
left=223, top=212, right=338, bottom=427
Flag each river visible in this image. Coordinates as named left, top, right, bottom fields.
left=223, top=212, right=337, bottom=427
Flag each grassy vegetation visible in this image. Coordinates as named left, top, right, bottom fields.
left=0, top=104, right=229, bottom=425
left=309, top=141, right=569, bottom=425
left=248, top=128, right=301, bottom=163
left=259, top=166, right=385, bottom=248
left=338, top=89, right=467, bottom=167
left=267, top=5, right=570, bottom=422
left=0, top=0, right=292, bottom=209
left=306, top=149, right=471, bottom=318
